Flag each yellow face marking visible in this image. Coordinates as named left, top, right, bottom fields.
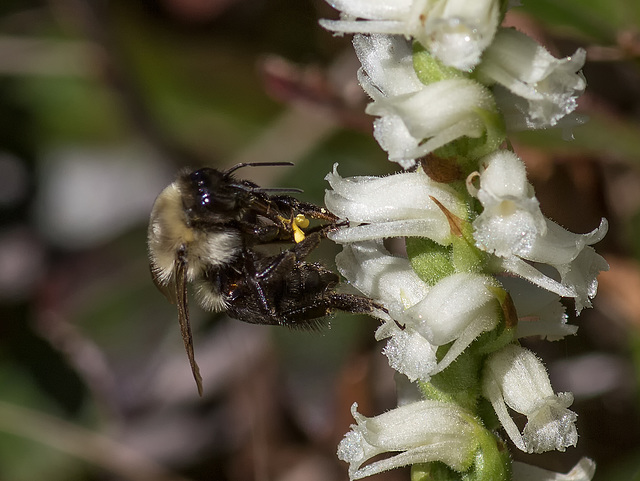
left=292, top=214, right=310, bottom=243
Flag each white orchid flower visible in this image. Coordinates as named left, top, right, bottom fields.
left=477, top=28, right=587, bottom=129
left=482, top=344, right=578, bottom=453
left=469, top=150, right=608, bottom=312
left=338, top=400, right=478, bottom=480
left=325, top=163, right=465, bottom=244
left=321, top=0, right=501, bottom=70
left=352, top=34, right=497, bottom=166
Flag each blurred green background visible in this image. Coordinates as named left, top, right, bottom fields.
left=0, top=1, right=639, bottom=480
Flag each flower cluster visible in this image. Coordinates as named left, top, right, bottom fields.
left=323, top=2, right=587, bottom=169
left=319, top=1, right=607, bottom=480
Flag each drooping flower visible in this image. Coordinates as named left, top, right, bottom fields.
left=325, top=163, right=465, bottom=244
left=469, top=150, right=608, bottom=312
left=320, top=0, right=502, bottom=70
left=337, top=400, right=478, bottom=480
left=336, top=240, right=438, bottom=381
left=476, top=28, right=587, bottom=129
left=336, top=241, right=502, bottom=381
left=482, top=344, right=578, bottom=453
left=335, top=239, right=429, bottom=315
left=399, top=271, right=501, bottom=373
left=352, top=34, right=499, bottom=167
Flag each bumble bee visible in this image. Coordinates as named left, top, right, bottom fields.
left=148, top=162, right=382, bottom=395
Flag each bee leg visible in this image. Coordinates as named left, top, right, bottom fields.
left=326, top=293, right=387, bottom=315
left=279, top=293, right=386, bottom=328
left=241, top=249, right=298, bottom=317
left=288, top=231, right=323, bottom=260
left=241, top=238, right=325, bottom=320
left=248, top=224, right=288, bottom=243
left=270, top=195, right=339, bottom=222
left=300, top=218, right=351, bottom=238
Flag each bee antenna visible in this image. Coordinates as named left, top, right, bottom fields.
left=224, top=161, right=295, bottom=176
left=255, top=187, right=304, bottom=194
left=234, top=183, right=303, bottom=194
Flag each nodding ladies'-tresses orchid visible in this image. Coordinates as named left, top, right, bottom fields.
left=319, top=1, right=606, bottom=480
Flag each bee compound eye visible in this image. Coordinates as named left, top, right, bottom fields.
left=190, top=169, right=206, bottom=185
left=188, top=171, right=213, bottom=207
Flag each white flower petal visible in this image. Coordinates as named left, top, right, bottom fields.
left=335, top=240, right=429, bottom=315
left=338, top=400, right=478, bottom=479
left=370, top=115, right=422, bottom=168
left=380, top=323, right=438, bottom=382
left=493, top=85, right=589, bottom=133
left=554, top=243, right=610, bottom=312
left=350, top=34, right=497, bottom=165
left=499, top=275, right=576, bottom=341
left=512, top=458, right=596, bottom=481
left=482, top=344, right=578, bottom=453
left=329, top=218, right=452, bottom=244
left=523, top=391, right=578, bottom=453
left=472, top=151, right=608, bottom=312
left=405, top=272, right=499, bottom=345
left=325, top=0, right=412, bottom=20
left=523, top=218, right=607, bottom=266
left=402, top=272, right=501, bottom=372
left=477, top=28, right=587, bottom=128
left=335, top=241, right=437, bottom=381
left=424, top=0, right=500, bottom=70
left=322, top=0, right=501, bottom=70
left=354, top=34, right=422, bottom=97
left=367, top=78, right=495, bottom=163
left=325, top=164, right=459, bottom=221
left=325, top=164, right=464, bottom=243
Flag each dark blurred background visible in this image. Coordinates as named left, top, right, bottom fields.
left=0, top=1, right=639, bottom=480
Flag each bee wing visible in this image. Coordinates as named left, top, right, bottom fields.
left=175, top=257, right=204, bottom=396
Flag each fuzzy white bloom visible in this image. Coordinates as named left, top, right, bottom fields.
left=476, top=28, right=587, bottom=129
left=337, top=400, right=478, bottom=480
left=325, top=163, right=465, bottom=244
left=499, top=275, right=577, bottom=341
left=482, top=344, right=578, bottom=453
left=399, top=272, right=501, bottom=373
left=335, top=240, right=429, bottom=315
left=469, top=150, right=608, bottom=312
left=337, top=239, right=502, bottom=381
left=321, top=0, right=501, bottom=70
left=336, top=241, right=438, bottom=380
left=379, top=326, right=439, bottom=381
left=513, top=458, right=596, bottom=481
left=353, top=34, right=497, bottom=167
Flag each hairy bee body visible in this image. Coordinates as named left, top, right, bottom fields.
left=148, top=182, right=242, bottom=287
left=148, top=163, right=382, bottom=395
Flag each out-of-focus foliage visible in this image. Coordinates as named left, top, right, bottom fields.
left=0, top=1, right=638, bottom=481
